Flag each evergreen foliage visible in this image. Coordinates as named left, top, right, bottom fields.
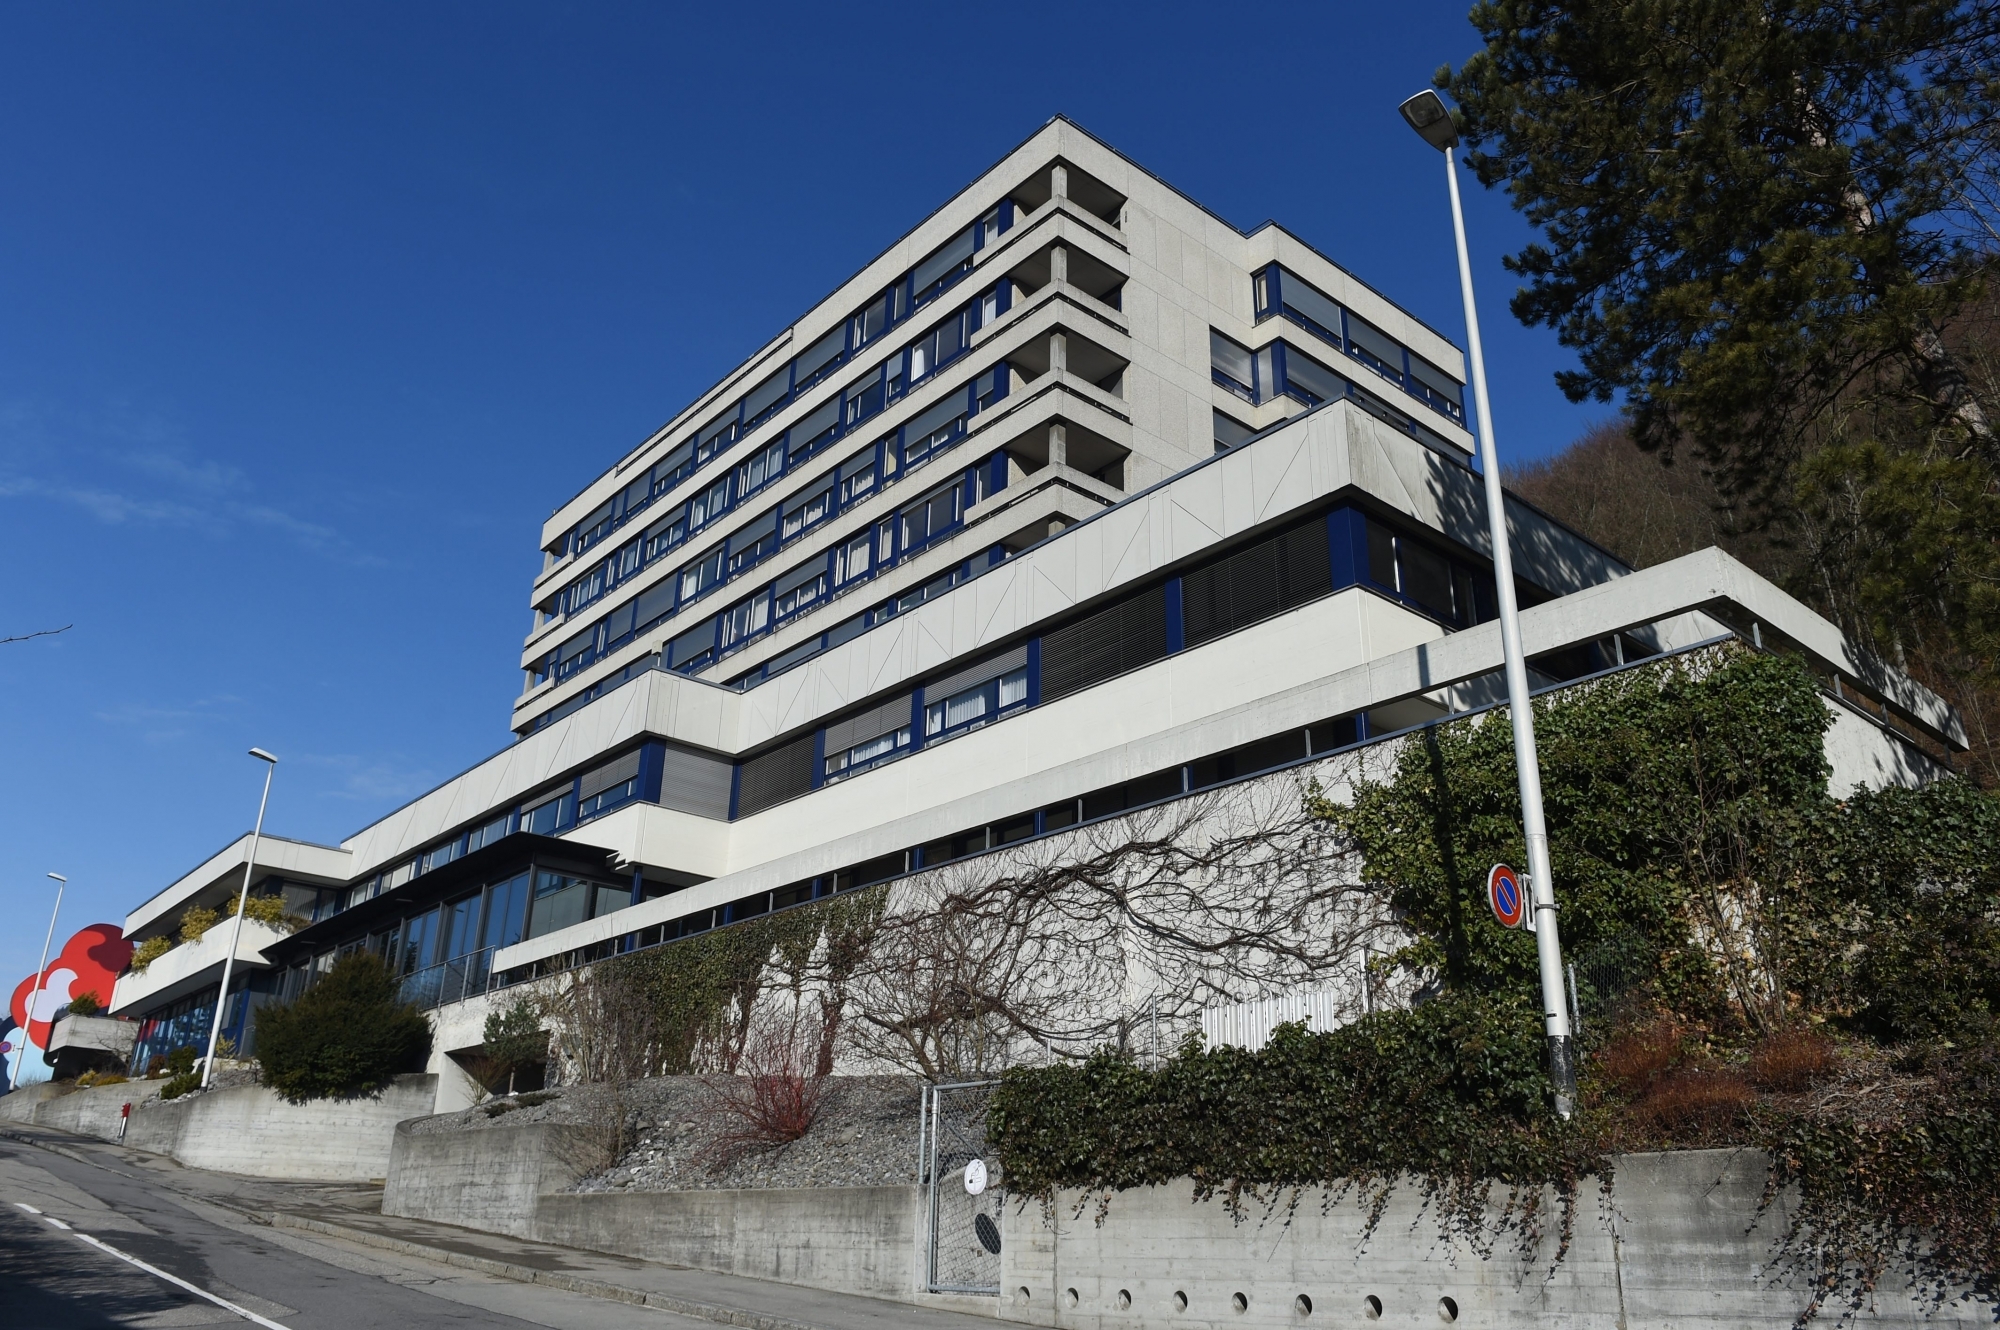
left=253, top=952, right=432, bottom=1102
left=991, top=648, right=2000, bottom=1303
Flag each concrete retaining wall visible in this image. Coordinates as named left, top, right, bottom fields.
left=3, top=1075, right=436, bottom=1181
left=384, top=1118, right=923, bottom=1298
left=384, top=1120, right=589, bottom=1239
left=537, top=1185, right=921, bottom=1299
left=1001, top=1149, right=1988, bottom=1329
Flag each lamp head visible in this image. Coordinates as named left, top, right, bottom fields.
left=1399, top=90, right=1459, bottom=152
left=249, top=747, right=278, bottom=764
left=47, top=873, right=66, bottom=884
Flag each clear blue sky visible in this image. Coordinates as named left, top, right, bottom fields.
left=0, top=2, right=1611, bottom=986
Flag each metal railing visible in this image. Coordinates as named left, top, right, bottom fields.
left=397, top=947, right=495, bottom=1011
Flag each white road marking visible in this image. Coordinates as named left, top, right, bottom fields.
left=14, top=1202, right=41, bottom=1214
left=43, top=1215, right=71, bottom=1230
left=47, top=1219, right=299, bottom=1330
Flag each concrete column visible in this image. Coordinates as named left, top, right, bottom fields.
left=1048, top=423, right=1067, bottom=470
left=1050, top=331, right=1067, bottom=374
left=1051, top=163, right=1068, bottom=200
left=1051, top=244, right=1069, bottom=285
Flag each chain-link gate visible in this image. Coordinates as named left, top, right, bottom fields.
left=919, top=1080, right=1002, bottom=1295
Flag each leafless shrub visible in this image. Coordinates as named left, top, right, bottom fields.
left=698, top=1010, right=832, bottom=1168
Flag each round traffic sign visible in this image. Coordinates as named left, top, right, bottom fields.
left=1487, top=864, right=1527, bottom=930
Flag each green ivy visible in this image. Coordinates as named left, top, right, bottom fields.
left=992, top=645, right=2000, bottom=1299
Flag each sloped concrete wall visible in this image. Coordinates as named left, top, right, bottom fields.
left=4, top=1075, right=435, bottom=1181
left=537, top=1184, right=922, bottom=1299
left=383, top=1117, right=923, bottom=1298
left=1001, top=1149, right=1987, bottom=1330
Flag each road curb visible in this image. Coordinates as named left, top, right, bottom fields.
left=269, top=1212, right=831, bottom=1330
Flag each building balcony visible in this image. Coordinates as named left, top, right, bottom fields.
left=110, top=918, right=289, bottom=1018
left=46, top=1013, right=138, bottom=1079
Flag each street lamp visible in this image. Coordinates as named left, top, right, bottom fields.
left=7, top=873, right=67, bottom=1092
left=200, top=748, right=278, bottom=1089
left=1399, top=88, right=1577, bottom=1116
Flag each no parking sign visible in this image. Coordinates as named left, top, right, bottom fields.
left=1487, top=864, right=1529, bottom=930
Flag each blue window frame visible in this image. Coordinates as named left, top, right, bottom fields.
left=924, top=667, right=1028, bottom=743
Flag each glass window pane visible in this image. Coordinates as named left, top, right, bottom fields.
left=1283, top=346, right=1349, bottom=406
left=1400, top=538, right=1455, bottom=618
left=1277, top=267, right=1346, bottom=346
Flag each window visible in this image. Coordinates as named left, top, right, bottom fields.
left=974, top=365, right=1007, bottom=411
left=1267, top=265, right=1347, bottom=350
left=729, top=509, right=779, bottom=573
left=835, top=528, right=875, bottom=584
left=399, top=908, right=440, bottom=975
left=844, top=368, right=885, bottom=427
left=688, top=475, right=731, bottom=532
left=525, top=870, right=590, bottom=940
left=578, top=749, right=642, bottom=820
left=441, top=893, right=482, bottom=962
left=837, top=449, right=878, bottom=505
left=790, top=396, right=840, bottom=456
left=420, top=839, right=462, bottom=875
left=1408, top=356, right=1466, bottom=422
left=553, top=627, right=597, bottom=683
left=573, top=500, right=614, bottom=555
left=719, top=589, right=771, bottom=649
left=480, top=873, right=530, bottom=951
left=667, top=614, right=716, bottom=669
left=1281, top=346, right=1349, bottom=406
left=907, top=309, right=970, bottom=386
left=924, top=667, right=1028, bottom=741
left=646, top=507, right=688, bottom=560
left=899, top=480, right=963, bottom=551
left=826, top=726, right=908, bottom=778
left=1214, top=410, right=1255, bottom=452
left=742, top=366, right=790, bottom=431
left=902, top=392, right=967, bottom=467
left=522, top=789, right=574, bottom=835
left=679, top=543, right=725, bottom=601
left=1211, top=330, right=1255, bottom=401
left=632, top=578, right=675, bottom=634
left=774, top=559, right=828, bottom=618
left=909, top=227, right=977, bottom=309
left=653, top=439, right=695, bottom=493
left=793, top=324, right=848, bottom=391
left=697, top=411, right=737, bottom=462
left=467, top=813, right=511, bottom=853
left=1346, top=315, right=1405, bottom=386
left=735, top=439, right=785, bottom=498
left=781, top=476, right=834, bottom=540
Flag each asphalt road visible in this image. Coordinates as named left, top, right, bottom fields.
left=0, top=1131, right=689, bottom=1329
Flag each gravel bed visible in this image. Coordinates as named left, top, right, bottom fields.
left=411, top=1074, right=929, bottom=1192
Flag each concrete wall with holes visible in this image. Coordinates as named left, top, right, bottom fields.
left=998, top=1148, right=1987, bottom=1330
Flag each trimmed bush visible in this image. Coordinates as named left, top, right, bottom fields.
left=253, top=953, right=432, bottom=1102
left=130, top=937, right=173, bottom=972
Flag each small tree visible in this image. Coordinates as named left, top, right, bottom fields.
left=479, top=999, right=548, bottom=1096
left=254, top=953, right=432, bottom=1102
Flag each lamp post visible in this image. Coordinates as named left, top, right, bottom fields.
left=7, top=873, right=67, bottom=1092
left=200, top=748, right=278, bottom=1089
left=1399, top=89, right=1577, bottom=1116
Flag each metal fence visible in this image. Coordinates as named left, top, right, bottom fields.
left=396, top=947, right=495, bottom=1011
left=919, top=1080, right=1003, bottom=1295
left=1200, top=987, right=1352, bottom=1051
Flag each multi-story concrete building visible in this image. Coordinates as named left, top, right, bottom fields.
left=104, top=118, right=1964, bottom=1095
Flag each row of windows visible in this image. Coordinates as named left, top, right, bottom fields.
left=555, top=202, right=1018, bottom=566
left=543, top=285, right=1016, bottom=630
left=1211, top=330, right=1464, bottom=458
left=313, top=749, right=649, bottom=926
left=1251, top=264, right=1466, bottom=426
left=494, top=701, right=1394, bottom=995
left=530, top=366, right=1012, bottom=692
left=387, top=507, right=1505, bottom=944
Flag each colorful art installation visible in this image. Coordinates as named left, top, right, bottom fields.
left=5, top=924, right=134, bottom=1088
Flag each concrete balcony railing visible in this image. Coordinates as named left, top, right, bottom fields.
left=46, top=1013, right=139, bottom=1078
left=110, top=918, right=289, bottom=1017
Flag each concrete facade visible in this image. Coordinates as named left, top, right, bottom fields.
left=88, top=116, right=1964, bottom=1102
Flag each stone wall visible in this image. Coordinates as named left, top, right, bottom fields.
left=2, top=1075, right=436, bottom=1181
